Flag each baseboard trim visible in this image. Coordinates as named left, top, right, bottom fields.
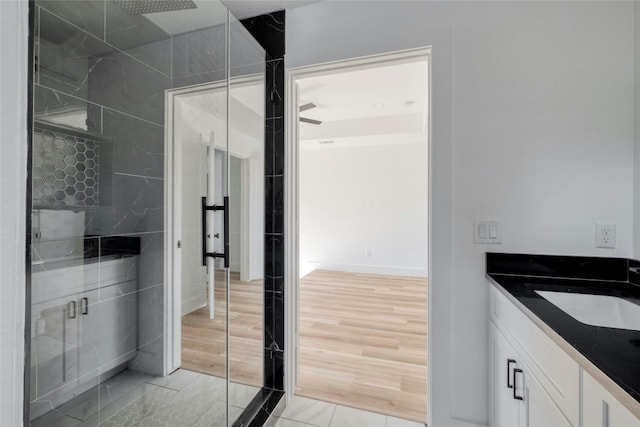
left=449, top=417, right=487, bottom=427
left=182, top=297, right=206, bottom=316
left=304, top=262, right=428, bottom=278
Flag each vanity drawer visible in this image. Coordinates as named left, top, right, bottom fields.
left=491, top=285, right=580, bottom=426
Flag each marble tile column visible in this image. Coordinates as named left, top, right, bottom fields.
left=233, top=10, right=286, bottom=427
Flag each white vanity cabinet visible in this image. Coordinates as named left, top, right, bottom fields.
left=490, top=284, right=640, bottom=427
left=490, top=323, right=521, bottom=427
left=31, top=294, right=80, bottom=400
left=583, top=371, right=639, bottom=427
left=490, top=285, right=580, bottom=427
left=31, top=257, right=138, bottom=408
left=490, top=321, right=573, bottom=427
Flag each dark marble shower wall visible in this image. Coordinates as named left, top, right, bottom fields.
left=31, top=2, right=280, bottom=424
left=235, top=10, right=286, bottom=426
left=32, top=1, right=230, bottom=378
left=34, top=1, right=174, bottom=377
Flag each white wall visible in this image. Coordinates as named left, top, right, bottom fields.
left=299, top=142, right=428, bottom=277
left=0, top=1, right=28, bottom=426
left=288, top=2, right=635, bottom=426
left=634, top=1, right=640, bottom=257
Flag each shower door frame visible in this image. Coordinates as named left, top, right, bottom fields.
left=164, top=79, right=227, bottom=374
left=164, top=75, right=265, bottom=375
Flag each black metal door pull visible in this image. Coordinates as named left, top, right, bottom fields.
left=513, top=368, right=524, bottom=400
left=201, top=196, right=229, bottom=268
left=507, top=359, right=516, bottom=388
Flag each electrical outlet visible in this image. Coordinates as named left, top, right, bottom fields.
left=596, top=223, right=616, bottom=248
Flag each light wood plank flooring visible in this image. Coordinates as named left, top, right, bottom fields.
left=296, top=270, right=428, bottom=423
left=181, top=272, right=263, bottom=387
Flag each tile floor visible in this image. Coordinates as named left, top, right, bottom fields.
left=272, top=396, right=426, bottom=427
left=31, top=369, right=258, bottom=427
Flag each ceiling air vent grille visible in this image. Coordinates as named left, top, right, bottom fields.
left=114, top=0, right=197, bottom=15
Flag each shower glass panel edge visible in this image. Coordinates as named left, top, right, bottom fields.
left=227, top=9, right=266, bottom=426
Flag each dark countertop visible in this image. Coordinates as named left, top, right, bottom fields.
left=487, top=252, right=640, bottom=413
left=31, top=235, right=141, bottom=273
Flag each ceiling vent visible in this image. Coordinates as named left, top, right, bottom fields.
left=114, top=0, right=197, bottom=15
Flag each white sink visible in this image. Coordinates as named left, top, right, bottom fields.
left=535, top=290, right=640, bottom=331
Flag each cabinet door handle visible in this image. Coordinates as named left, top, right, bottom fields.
left=507, top=359, right=516, bottom=388
left=513, top=368, right=524, bottom=401
left=68, top=300, right=76, bottom=319
left=81, top=297, right=89, bottom=315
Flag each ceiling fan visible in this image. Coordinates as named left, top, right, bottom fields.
left=299, top=103, right=322, bottom=125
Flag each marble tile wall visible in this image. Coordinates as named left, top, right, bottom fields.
left=233, top=9, right=286, bottom=427
left=30, top=1, right=282, bottom=425
left=32, top=0, right=173, bottom=389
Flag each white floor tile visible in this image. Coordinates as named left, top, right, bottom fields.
left=60, top=370, right=151, bottom=421
left=385, top=415, right=426, bottom=427
left=38, top=369, right=261, bottom=427
left=275, top=417, right=319, bottom=427
left=228, top=382, right=260, bottom=408
left=146, top=368, right=200, bottom=391
left=329, top=405, right=386, bottom=427
left=32, top=410, right=82, bottom=427
left=280, top=396, right=335, bottom=427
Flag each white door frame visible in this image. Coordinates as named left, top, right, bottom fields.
left=164, top=76, right=264, bottom=374
left=284, top=47, right=433, bottom=425
left=164, top=80, right=227, bottom=374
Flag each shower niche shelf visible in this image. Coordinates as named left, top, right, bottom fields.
left=32, top=121, right=113, bottom=209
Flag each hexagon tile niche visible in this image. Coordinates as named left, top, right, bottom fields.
left=33, top=126, right=100, bottom=207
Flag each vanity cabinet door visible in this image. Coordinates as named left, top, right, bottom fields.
left=522, top=361, right=573, bottom=427
left=96, top=280, right=138, bottom=368
left=490, top=321, right=522, bottom=427
left=583, top=371, right=639, bottom=427
left=78, top=289, right=100, bottom=379
left=32, top=295, right=79, bottom=400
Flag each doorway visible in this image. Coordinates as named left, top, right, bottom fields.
left=285, top=48, right=431, bottom=424
left=165, top=75, right=266, bottom=403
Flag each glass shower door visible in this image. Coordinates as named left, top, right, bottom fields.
left=226, top=13, right=266, bottom=422
left=28, top=1, right=245, bottom=425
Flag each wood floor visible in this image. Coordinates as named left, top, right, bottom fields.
left=181, top=272, right=264, bottom=387
left=180, top=269, right=428, bottom=422
left=296, top=270, right=428, bottom=423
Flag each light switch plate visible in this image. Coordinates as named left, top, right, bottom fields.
left=474, top=220, right=502, bottom=244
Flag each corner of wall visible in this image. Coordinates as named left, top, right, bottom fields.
left=634, top=0, right=640, bottom=258
left=0, top=0, right=29, bottom=425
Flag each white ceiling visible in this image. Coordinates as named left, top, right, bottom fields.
left=298, top=59, right=430, bottom=149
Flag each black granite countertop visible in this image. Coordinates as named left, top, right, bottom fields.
left=84, top=235, right=141, bottom=258
left=487, top=253, right=640, bottom=408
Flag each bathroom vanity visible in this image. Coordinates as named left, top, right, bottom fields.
left=487, top=253, right=640, bottom=427
left=30, top=251, right=138, bottom=418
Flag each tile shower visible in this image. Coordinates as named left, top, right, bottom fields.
left=26, top=1, right=279, bottom=426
